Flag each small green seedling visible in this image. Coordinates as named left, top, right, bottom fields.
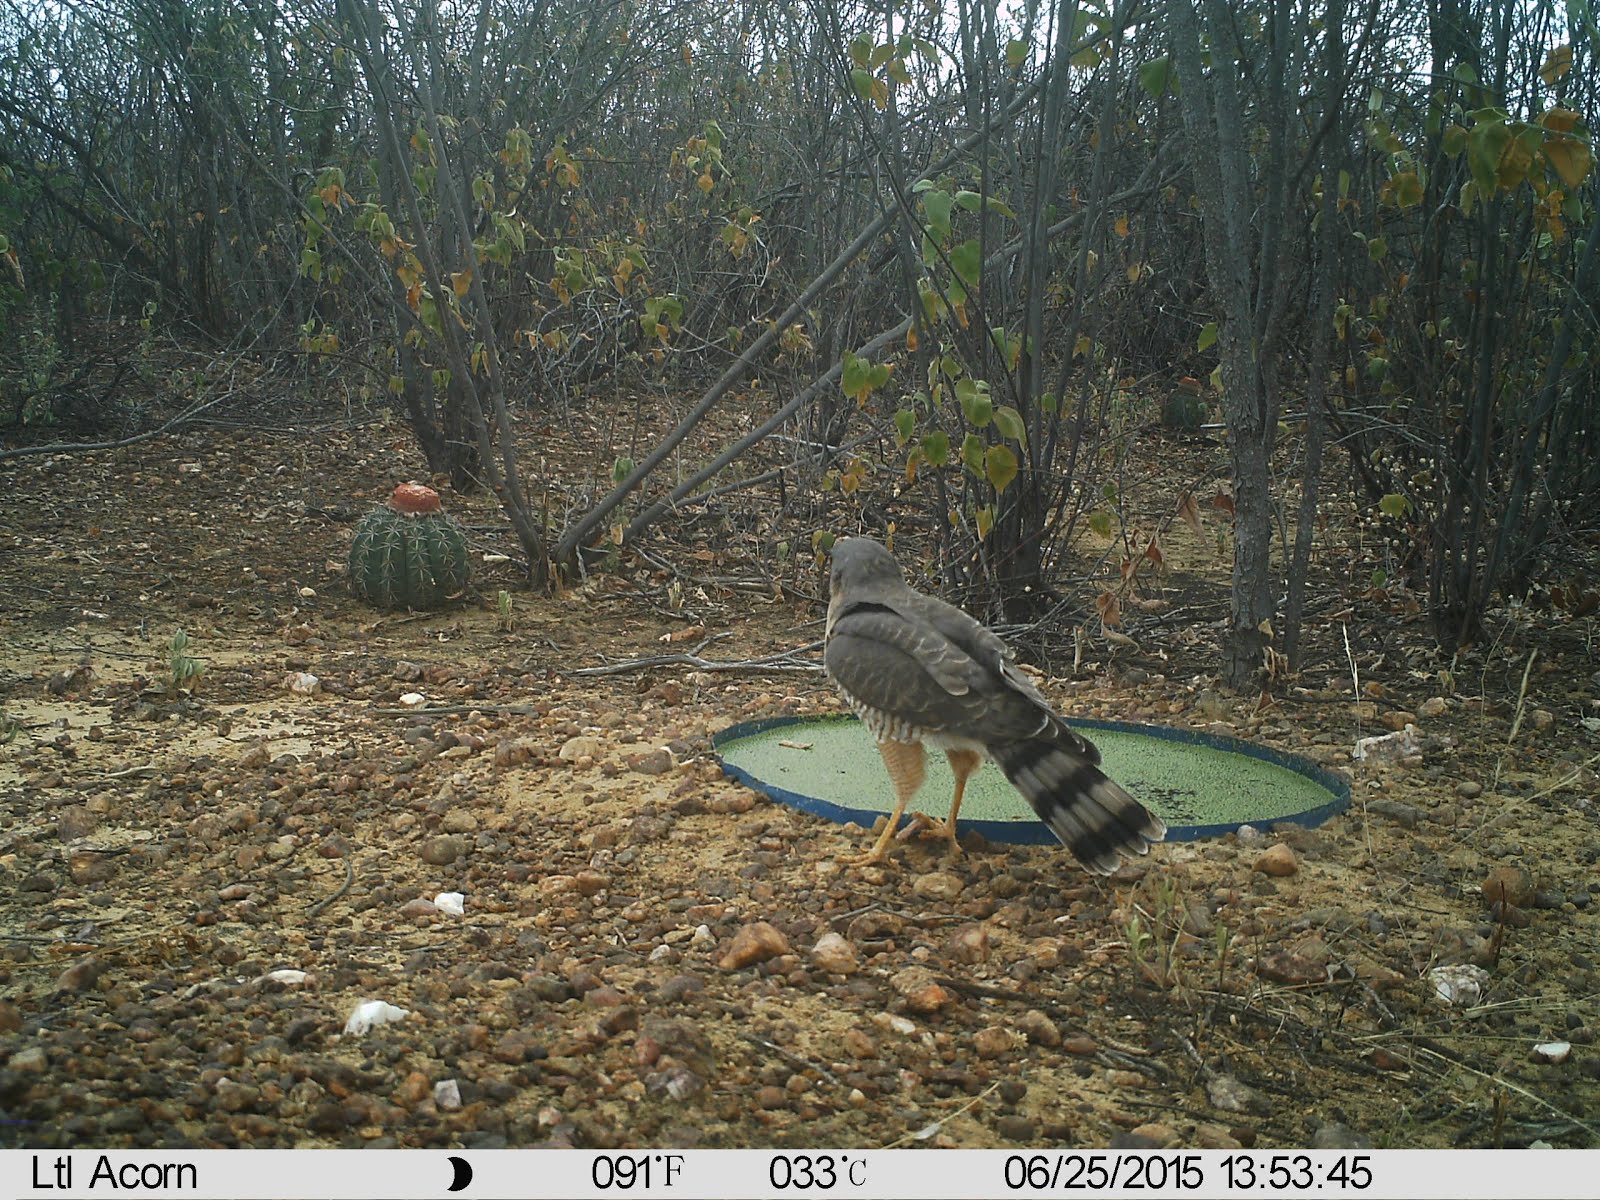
left=169, top=628, right=205, bottom=692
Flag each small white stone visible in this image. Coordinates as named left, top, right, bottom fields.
left=1533, top=1041, right=1572, bottom=1064
left=1429, top=964, right=1489, bottom=1007
left=433, top=1079, right=462, bottom=1110
left=433, top=891, right=465, bottom=916
left=399, top=691, right=427, bottom=708
left=810, top=931, right=860, bottom=974
left=872, top=1012, right=918, bottom=1037
left=343, top=1000, right=411, bottom=1035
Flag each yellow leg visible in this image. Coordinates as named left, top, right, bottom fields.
left=845, top=740, right=925, bottom=866
left=913, top=748, right=981, bottom=858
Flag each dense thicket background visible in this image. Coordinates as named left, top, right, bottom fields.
left=3, top=0, right=1596, bottom=683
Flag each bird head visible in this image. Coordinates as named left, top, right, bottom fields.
left=828, top=536, right=904, bottom=600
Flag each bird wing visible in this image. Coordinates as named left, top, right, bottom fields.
left=910, top=591, right=1055, bottom=710
left=825, top=595, right=1048, bottom=741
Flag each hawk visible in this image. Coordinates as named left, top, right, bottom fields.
left=823, top=536, right=1165, bottom=873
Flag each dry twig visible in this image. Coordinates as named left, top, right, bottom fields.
left=572, top=634, right=822, bottom=677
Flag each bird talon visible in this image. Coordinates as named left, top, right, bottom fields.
left=895, top=814, right=932, bottom=842
left=910, top=812, right=963, bottom=857
left=841, top=848, right=890, bottom=867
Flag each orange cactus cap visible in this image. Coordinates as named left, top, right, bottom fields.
left=389, top=482, right=443, bottom=514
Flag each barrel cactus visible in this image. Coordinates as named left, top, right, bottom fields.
left=348, top=483, right=471, bottom=610
left=1161, top=377, right=1209, bottom=432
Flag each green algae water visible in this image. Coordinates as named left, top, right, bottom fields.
left=715, top=714, right=1348, bottom=844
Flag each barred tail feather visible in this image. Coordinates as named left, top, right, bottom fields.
left=990, top=736, right=1166, bottom=874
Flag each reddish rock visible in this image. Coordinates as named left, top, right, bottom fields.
left=719, top=922, right=792, bottom=970
left=1481, top=866, right=1535, bottom=909
left=1253, top=843, right=1298, bottom=877
left=943, top=923, right=990, bottom=964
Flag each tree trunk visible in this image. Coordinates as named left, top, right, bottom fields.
left=1170, top=0, right=1294, bottom=688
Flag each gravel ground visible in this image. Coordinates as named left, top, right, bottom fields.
left=1, top=428, right=1596, bottom=1150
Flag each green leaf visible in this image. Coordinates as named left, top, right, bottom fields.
left=493, top=212, right=526, bottom=254
left=1138, top=56, right=1171, bottom=98
left=849, top=68, right=874, bottom=102
left=841, top=352, right=869, bottom=397
left=1467, top=110, right=1513, bottom=194
left=848, top=35, right=872, bottom=68
left=1040, top=392, right=1059, bottom=415
left=1196, top=321, right=1218, bottom=352
left=1442, top=125, right=1468, bottom=156
left=1367, top=235, right=1388, bottom=261
left=962, top=432, right=985, bottom=475
left=950, top=239, right=982, bottom=286
left=921, top=430, right=950, bottom=466
left=922, top=190, right=954, bottom=239
left=957, top=379, right=993, bottom=427
left=894, top=409, right=916, bottom=445
left=1087, top=509, right=1113, bottom=538
left=1389, top=170, right=1424, bottom=207
left=612, top=456, right=634, bottom=485
left=975, top=505, right=994, bottom=541
left=1378, top=493, right=1411, bottom=518
left=1005, top=38, right=1028, bottom=69
left=985, top=444, right=1019, bottom=492
left=992, top=405, right=1027, bottom=445
left=951, top=190, right=1017, bottom=219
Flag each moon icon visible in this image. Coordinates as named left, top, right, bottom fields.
left=447, top=1156, right=473, bottom=1192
